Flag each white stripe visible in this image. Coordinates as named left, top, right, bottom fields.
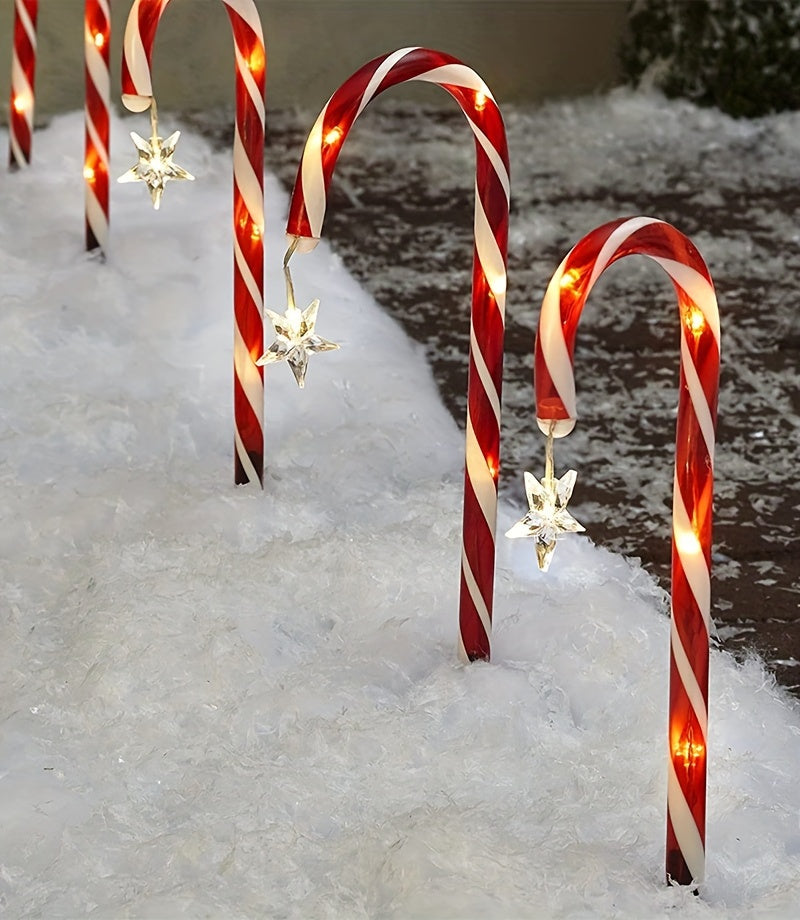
left=539, top=254, right=577, bottom=421
left=667, top=756, right=705, bottom=883
left=222, top=0, right=264, bottom=44
left=650, top=256, right=721, bottom=346
left=97, top=0, right=111, bottom=20
left=670, top=617, right=708, bottom=738
left=233, top=125, right=264, bottom=229
left=465, top=415, right=497, bottom=533
left=586, top=216, right=663, bottom=295
left=468, top=119, right=510, bottom=202
left=473, top=185, right=507, bottom=304
left=234, top=324, right=264, bottom=425
left=414, top=64, right=493, bottom=96
left=469, top=327, right=501, bottom=429
left=679, top=332, right=716, bottom=469
left=233, top=42, right=266, bottom=124
left=356, top=47, right=419, bottom=117
left=233, top=235, right=263, bottom=313
left=85, top=187, right=109, bottom=250
left=460, top=548, right=492, bottom=643
left=234, top=427, right=260, bottom=485
left=16, top=0, right=37, bottom=49
left=300, top=103, right=329, bottom=238
left=672, top=472, right=711, bottom=633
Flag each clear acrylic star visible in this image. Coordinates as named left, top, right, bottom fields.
left=118, top=127, right=194, bottom=210
left=256, top=299, right=339, bottom=387
left=506, top=469, right=585, bottom=572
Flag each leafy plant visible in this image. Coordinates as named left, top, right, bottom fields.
left=620, top=0, right=800, bottom=117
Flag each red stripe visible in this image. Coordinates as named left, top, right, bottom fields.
left=85, top=77, right=110, bottom=147
left=9, top=114, right=32, bottom=167
left=233, top=374, right=264, bottom=486
left=460, top=463, right=496, bottom=661
left=85, top=0, right=109, bottom=37
left=458, top=571, right=490, bottom=661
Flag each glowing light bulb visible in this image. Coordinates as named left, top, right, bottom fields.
left=324, top=126, right=343, bottom=146
left=560, top=267, right=582, bottom=292
left=13, top=94, right=29, bottom=115
left=673, top=729, right=705, bottom=770
left=93, top=32, right=106, bottom=49
left=675, top=739, right=705, bottom=768
left=686, top=305, right=706, bottom=335
left=83, top=165, right=96, bottom=181
left=475, top=90, right=488, bottom=112
left=487, top=456, right=498, bottom=480
left=247, top=46, right=265, bottom=74
left=675, top=528, right=702, bottom=556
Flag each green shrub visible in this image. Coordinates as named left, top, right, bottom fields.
left=620, top=0, right=800, bottom=117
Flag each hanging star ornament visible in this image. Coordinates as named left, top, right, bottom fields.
left=256, top=298, right=339, bottom=388
left=506, top=468, right=585, bottom=572
left=117, top=105, right=194, bottom=210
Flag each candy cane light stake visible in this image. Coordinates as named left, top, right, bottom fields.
left=84, top=0, right=111, bottom=252
left=8, top=0, right=38, bottom=169
left=7, top=1, right=111, bottom=251
left=283, top=47, right=509, bottom=662
left=121, top=0, right=266, bottom=486
left=533, top=216, right=720, bottom=887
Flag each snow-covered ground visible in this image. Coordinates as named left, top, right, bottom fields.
left=2, top=111, right=800, bottom=917
left=258, top=90, right=800, bottom=687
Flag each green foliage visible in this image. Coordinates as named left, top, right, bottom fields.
left=620, top=0, right=800, bottom=117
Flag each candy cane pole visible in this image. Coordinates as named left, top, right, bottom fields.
left=286, top=48, right=509, bottom=662
left=84, top=0, right=111, bottom=252
left=534, top=216, right=720, bottom=887
left=8, top=0, right=38, bottom=169
left=121, top=0, right=266, bottom=486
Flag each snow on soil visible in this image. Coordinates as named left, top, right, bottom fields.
left=1, top=111, right=800, bottom=917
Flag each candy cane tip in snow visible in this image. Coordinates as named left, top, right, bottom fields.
left=284, top=47, right=509, bottom=661
left=529, top=215, right=720, bottom=887
left=120, top=0, right=266, bottom=487
left=256, top=238, right=340, bottom=388
left=8, top=0, right=39, bottom=170
left=117, top=99, right=194, bottom=210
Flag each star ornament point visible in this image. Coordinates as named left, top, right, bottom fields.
left=118, top=128, right=194, bottom=210
left=256, top=298, right=339, bottom=388
left=506, top=468, right=585, bottom=572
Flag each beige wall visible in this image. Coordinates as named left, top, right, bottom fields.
left=1, top=0, right=628, bottom=121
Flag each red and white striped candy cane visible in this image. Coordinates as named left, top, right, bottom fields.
left=122, top=0, right=266, bottom=486
left=84, top=0, right=111, bottom=252
left=287, top=48, right=509, bottom=662
left=8, top=0, right=38, bottom=169
left=534, top=216, right=720, bottom=886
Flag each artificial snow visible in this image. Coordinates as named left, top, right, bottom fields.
left=1, top=110, right=800, bottom=918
